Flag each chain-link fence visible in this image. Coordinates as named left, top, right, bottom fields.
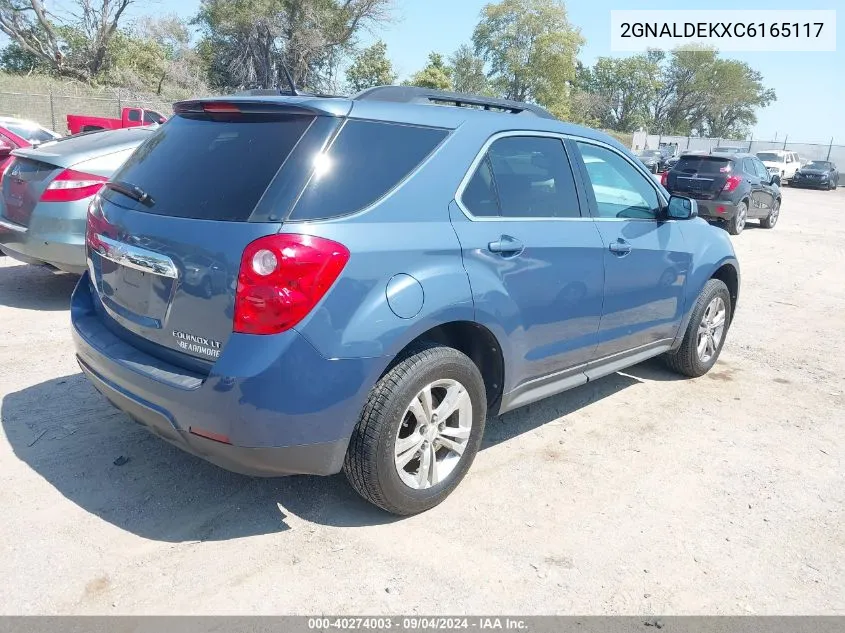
left=0, top=91, right=172, bottom=134
left=632, top=131, right=844, bottom=168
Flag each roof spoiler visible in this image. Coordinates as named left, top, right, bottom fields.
left=352, top=85, right=557, bottom=120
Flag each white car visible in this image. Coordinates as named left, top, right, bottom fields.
left=756, top=150, right=801, bottom=182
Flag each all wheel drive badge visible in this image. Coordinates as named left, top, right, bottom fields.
left=172, top=330, right=221, bottom=358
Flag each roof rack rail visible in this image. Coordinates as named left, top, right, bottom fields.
left=352, top=85, right=556, bottom=120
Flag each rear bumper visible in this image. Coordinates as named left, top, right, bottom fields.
left=0, top=211, right=86, bottom=274
left=71, top=274, right=381, bottom=477
left=693, top=200, right=739, bottom=221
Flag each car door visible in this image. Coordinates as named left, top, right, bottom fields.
left=740, top=157, right=766, bottom=217
left=450, top=133, right=605, bottom=392
left=752, top=158, right=777, bottom=213
left=571, top=140, right=690, bottom=360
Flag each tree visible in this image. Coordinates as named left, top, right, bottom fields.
left=471, top=0, right=583, bottom=116
left=449, top=44, right=489, bottom=95
left=582, top=54, right=661, bottom=132
left=697, top=58, right=775, bottom=138
left=0, top=0, right=134, bottom=81
left=194, top=0, right=394, bottom=92
left=404, top=51, right=452, bottom=90
left=346, top=40, right=396, bottom=92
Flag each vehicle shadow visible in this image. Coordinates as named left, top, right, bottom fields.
left=0, top=262, right=79, bottom=311
left=3, top=369, right=642, bottom=541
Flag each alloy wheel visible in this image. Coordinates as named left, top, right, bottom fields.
left=394, top=379, right=473, bottom=490
left=697, top=297, right=727, bottom=363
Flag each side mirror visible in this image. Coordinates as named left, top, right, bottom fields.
left=0, top=140, right=14, bottom=158
left=771, top=173, right=781, bottom=186
left=667, top=195, right=697, bottom=220
left=158, top=117, right=166, bottom=125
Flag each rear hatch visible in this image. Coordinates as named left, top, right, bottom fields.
left=667, top=156, right=733, bottom=200
left=2, top=128, right=151, bottom=227
left=87, top=99, right=347, bottom=370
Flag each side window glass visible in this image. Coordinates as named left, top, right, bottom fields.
left=755, top=160, right=770, bottom=180
left=143, top=110, right=162, bottom=124
left=127, top=109, right=141, bottom=123
left=576, top=142, right=660, bottom=219
left=462, top=157, right=499, bottom=217
left=483, top=136, right=581, bottom=218
left=742, top=158, right=756, bottom=175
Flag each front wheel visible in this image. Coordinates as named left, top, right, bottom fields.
left=344, top=344, right=487, bottom=515
left=726, top=200, right=747, bottom=235
left=663, top=279, right=732, bottom=378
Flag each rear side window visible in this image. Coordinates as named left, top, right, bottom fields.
left=460, top=135, right=581, bottom=218
left=676, top=156, right=732, bottom=174
left=127, top=110, right=141, bottom=122
left=104, top=113, right=314, bottom=221
left=289, top=120, right=448, bottom=221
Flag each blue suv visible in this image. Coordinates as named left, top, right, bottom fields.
left=71, top=86, right=740, bottom=515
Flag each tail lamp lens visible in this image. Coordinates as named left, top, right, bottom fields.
left=41, top=168, right=107, bottom=202
left=722, top=175, right=742, bottom=192
left=234, top=234, right=350, bottom=335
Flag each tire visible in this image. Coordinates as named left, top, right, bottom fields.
left=760, top=198, right=780, bottom=229
left=726, top=200, right=748, bottom=235
left=663, top=279, right=732, bottom=378
left=830, top=179, right=837, bottom=191
left=344, top=344, right=487, bottom=515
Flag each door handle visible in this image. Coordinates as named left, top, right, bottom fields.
left=488, top=235, right=524, bottom=255
left=609, top=239, right=632, bottom=256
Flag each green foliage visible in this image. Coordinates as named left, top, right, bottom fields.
left=346, top=40, right=396, bottom=92
left=581, top=54, right=661, bottom=132
left=471, top=0, right=583, bottom=116
left=194, top=0, right=393, bottom=92
left=449, top=44, right=490, bottom=95
left=404, top=52, right=452, bottom=91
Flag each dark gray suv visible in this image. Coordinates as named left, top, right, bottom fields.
left=662, top=152, right=782, bottom=235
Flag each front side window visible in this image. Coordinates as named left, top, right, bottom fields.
left=754, top=159, right=771, bottom=180
left=460, top=135, right=581, bottom=218
left=143, top=110, right=163, bottom=124
left=742, top=158, right=757, bottom=176
left=576, top=142, right=660, bottom=220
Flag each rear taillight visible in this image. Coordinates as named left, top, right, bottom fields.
left=722, top=175, right=742, bottom=193
left=234, top=234, right=350, bottom=335
left=0, top=158, right=14, bottom=188
left=41, top=168, right=107, bottom=202
left=660, top=170, right=669, bottom=187
left=85, top=196, right=113, bottom=253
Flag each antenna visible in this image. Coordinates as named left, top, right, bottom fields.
left=278, top=60, right=300, bottom=96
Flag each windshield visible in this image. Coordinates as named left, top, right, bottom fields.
left=3, top=122, right=57, bottom=144
left=756, top=152, right=782, bottom=162
left=805, top=161, right=831, bottom=170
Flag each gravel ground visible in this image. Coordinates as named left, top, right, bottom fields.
left=0, top=187, right=843, bottom=615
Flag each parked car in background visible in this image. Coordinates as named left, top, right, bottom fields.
left=662, top=152, right=781, bottom=235
left=0, top=127, right=152, bottom=273
left=66, top=106, right=167, bottom=135
left=756, top=149, right=801, bottom=182
left=71, top=86, right=739, bottom=515
left=791, top=160, right=839, bottom=189
left=0, top=116, right=62, bottom=171
left=637, top=149, right=667, bottom=173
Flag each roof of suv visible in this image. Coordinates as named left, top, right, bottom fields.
left=178, top=87, right=630, bottom=155
left=680, top=151, right=756, bottom=160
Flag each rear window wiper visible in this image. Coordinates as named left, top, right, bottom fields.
left=104, top=180, right=155, bottom=207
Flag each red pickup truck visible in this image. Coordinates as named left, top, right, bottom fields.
left=66, top=106, right=167, bottom=135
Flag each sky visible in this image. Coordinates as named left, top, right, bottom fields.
left=135, top=0, right=843, bottom=143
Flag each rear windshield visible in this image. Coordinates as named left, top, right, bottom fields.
left=104, top=113, right=314, bottom=221
left=289, top=120, right=448, bottom=221
left=4, top=123, right=56, bottom=144
left=675, top=156, right=732, bottom=174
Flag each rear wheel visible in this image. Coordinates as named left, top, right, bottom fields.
left=727, top=200, right=747, bottom=235
left=344, top=344, right=487, bottom=515
left=663, top=279, right=732, bottom=378
left=760, top=199, right=780, bottom=229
